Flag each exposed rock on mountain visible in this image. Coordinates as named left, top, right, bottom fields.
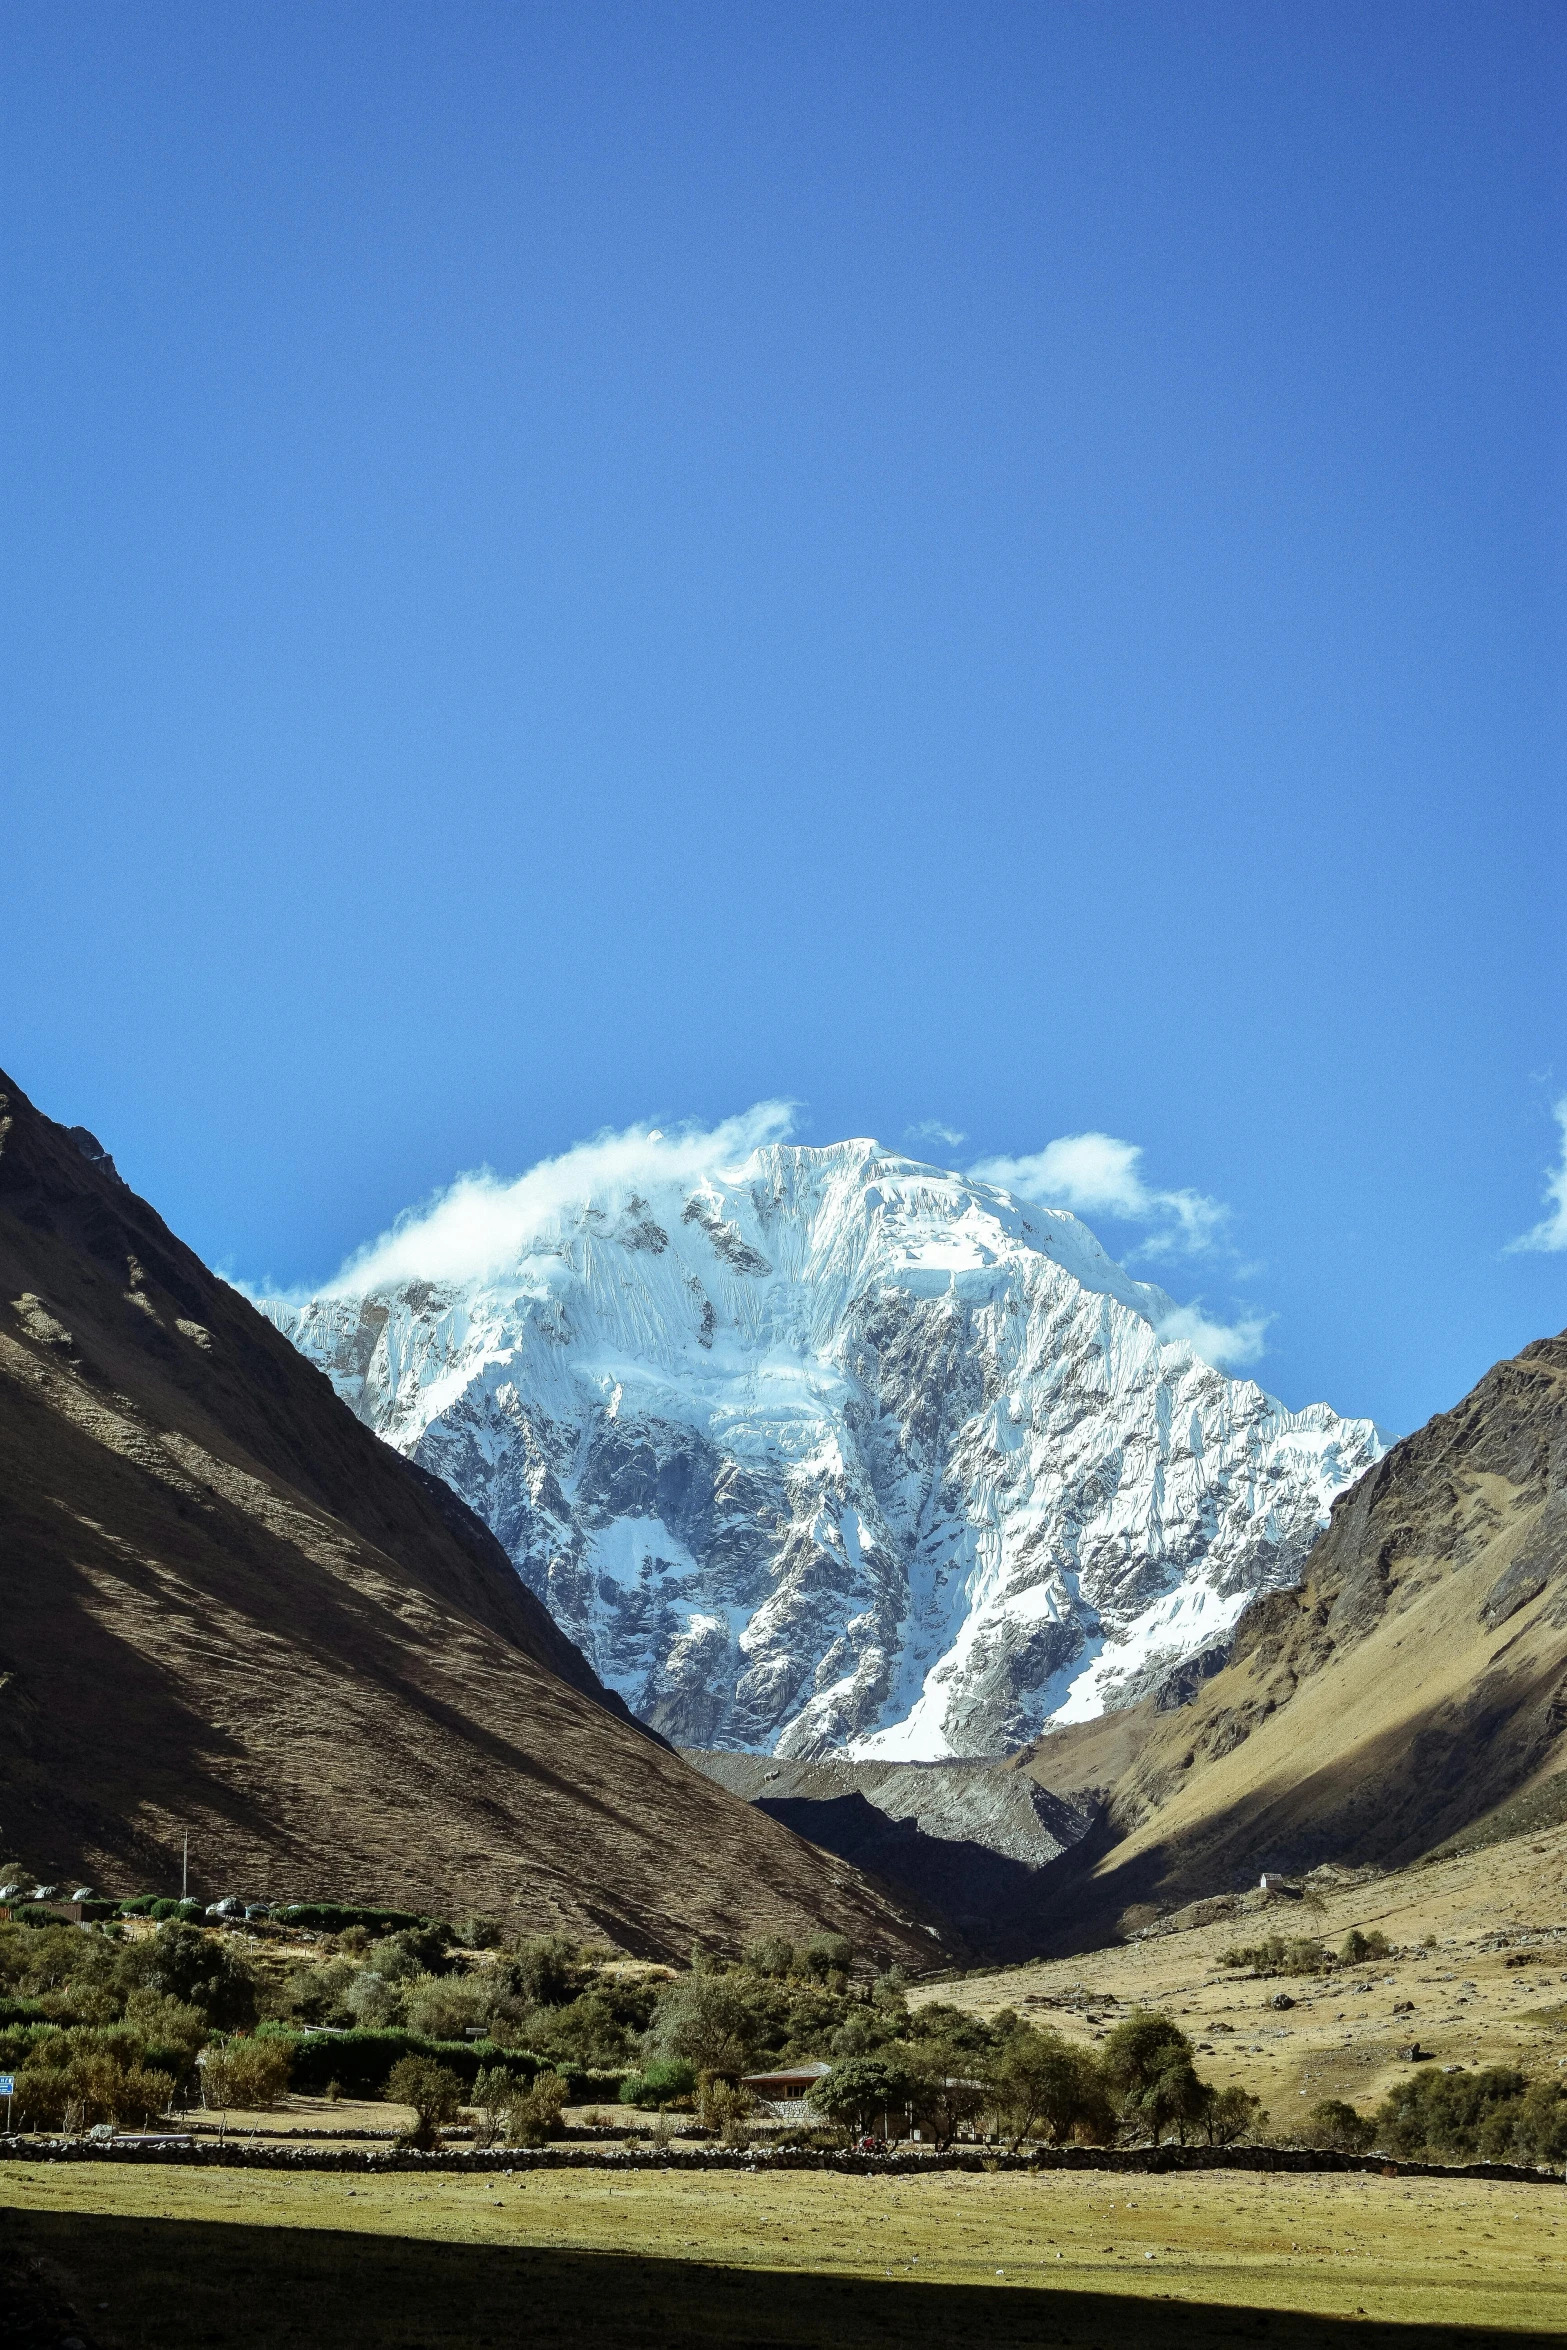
left=267, top=1142, right=1383, bottom=1759
left=0, top=1070, right=944, bottom=1964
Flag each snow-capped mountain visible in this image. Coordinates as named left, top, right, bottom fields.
left=261, top=1141, right=1385, bottom=1759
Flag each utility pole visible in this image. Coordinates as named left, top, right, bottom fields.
left=182, top=1834, right=188, bottom=1901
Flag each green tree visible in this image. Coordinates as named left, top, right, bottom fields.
left=1100, top=2012, right=1216, bottom=2145
left=801, top=1934, right=854, bottom=1983
left=116, top=1923, right=257, bottom=2028
left=741, top=1936, right=795, bottom=1978
left=905, top=2039, right=990, bottom=2150
left=1099, top=2010, right=1192, bottom=2102
left=990, top=2027, right=1111, bottom=2150
left=1134, top=2054, right=1213, bottom=2145
left=1375, top=2065, right=1527, bottom=2160
left=401, top=1970, right=494, bottom=2042
left=644, top=1969, right=758, bottom=2078
left=385, top=2055, right=464, bottom=2149
left=121, top=1990, right=209, bottom=2065
left=505, top=1935, right=581, bottom=2008
left=808, top=2054, right=911, bottom=2139
left=1480, top=2080, right=1567, bottom=2165
left=530, top=1989, right=636, bottom=2068
left=1205, top=2085, right=1267, bottom=2146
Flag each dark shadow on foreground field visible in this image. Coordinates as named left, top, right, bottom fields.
left=3, top=2209, right=1558, bottom=2350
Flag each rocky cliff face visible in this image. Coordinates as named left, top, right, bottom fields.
left=266, top=1142, right=1384, bottom=1760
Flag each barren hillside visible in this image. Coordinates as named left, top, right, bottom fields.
left=0, top=1068, right=947, bottom=1966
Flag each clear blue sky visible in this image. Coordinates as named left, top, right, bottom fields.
left=4, top=0, right=1561, bottom=1434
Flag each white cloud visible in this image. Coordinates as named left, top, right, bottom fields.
left=1151, top=1302, right=1269, bottom=1371
left=905, top=1119, right=968, bottom=1149
left=1509, top=1099, right=1567, bottom=1255
left=969, top=1132, right=1227, bottom=1254
left=314, top=1102, right=797, bottom=1294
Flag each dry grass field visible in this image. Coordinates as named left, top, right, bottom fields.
left=2, top=2151, right=1565, bottom=2346
left=911, top=1819, right=1567, bottom=2125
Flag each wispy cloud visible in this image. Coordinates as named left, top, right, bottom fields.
left=1151, top=1302, right=1269, bottom=1372
left=1508, top=1098, right=1567, bottom=1254
left=969, top=1132, right=1227, bottom=1256
left=311, top=1102, right=798, bottom=1294
left=905, top=1119, right=968, bottom=1149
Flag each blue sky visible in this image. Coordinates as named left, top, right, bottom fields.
left=4, top=0, right=1561, bottom=1434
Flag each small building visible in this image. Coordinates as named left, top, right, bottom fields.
left=740, top=2061, right=832, bottom=2123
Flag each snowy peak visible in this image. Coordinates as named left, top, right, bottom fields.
left=264, top=1138, right=1384, bottom=1759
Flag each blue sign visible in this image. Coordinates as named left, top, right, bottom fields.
left=0, top=2077, right=14, bottom=2097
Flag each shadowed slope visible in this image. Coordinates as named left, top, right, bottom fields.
left=0, top=1068, right=946, bottom=1962
left=2, top=2186, right=1558, bottom=2349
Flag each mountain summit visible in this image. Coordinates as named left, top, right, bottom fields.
left=267, top=1140, right=1384, bottom=1759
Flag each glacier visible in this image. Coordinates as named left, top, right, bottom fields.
left=260, top=1139, right=1385, bottom=1759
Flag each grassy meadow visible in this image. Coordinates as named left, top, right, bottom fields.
left=3, top=2152, right=1565, bottom=2346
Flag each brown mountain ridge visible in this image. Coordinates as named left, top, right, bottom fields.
left=1012, top=1325, right=1567, bottom=1944
left=0, top=1068, right=947, bottom=1965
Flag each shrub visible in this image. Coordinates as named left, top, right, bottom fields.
left=619, top=2058, right=696, bottom=2110
left=741, top=1936, right=795, bottom=1979
left=455, top=1917, right=503, bottom=1951
left=801, top=1934, right=854, bottom=1983
left=1375, top=2066, right=1528, bottom=2161
left=401, top=1971, right=494, bottom=2043
left=121, top=1992, right=209, bottom=2063
left=1339, top=1929, right=1392, bottom=1967
left=504, top=1936, right=582, bottom=2009
left=470, top=2064, right=521, bottom=2145
left=200, top=2038, right=292, bottom=2111
left=271, top=2026, right=591, bottom=2099
left=277, top=1905, right=435, bottom=1936
left=385, top=2055, right=463, bottom=2148
left=12, top=2048, right=175, bottom=2133
left=1220, top=1936, right=1331, bottom=1977
left=368, top=1926, right=452, bottom=1981
left=1478, top=2080, right=1567, bottom=2165
left=11, top=2063, right=69, bottom=2131
left=1303, top=2098, right=1374, bottom=2153
left=505, top=2069, right=570, bottom=2147
left=111, top=2063, right=178, bottom=2128
left=693, top=2072, right=753, bottom=2133
left=528, top=1990, right=637, bottom=2069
